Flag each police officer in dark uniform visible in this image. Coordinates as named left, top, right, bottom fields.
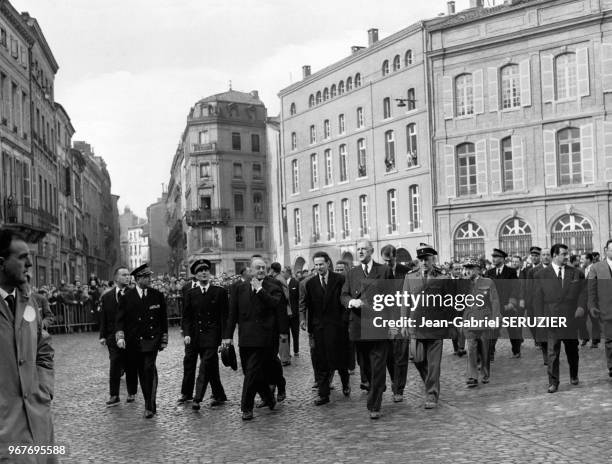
left=116, top=263, right=168, bottom=418
left=178, top=275, right=199, bottom=404
left=182, top=259, right=228, bottom=410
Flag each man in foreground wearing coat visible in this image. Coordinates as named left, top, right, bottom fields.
left=0, top=228, right=55, bottom=461
left=116, top=263, right=168, bottom=418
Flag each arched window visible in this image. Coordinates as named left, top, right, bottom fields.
left=291, top=132, right=297, bottom=150
left=341, top=199, right=350, bottom=239
left=346, top=76, right=353, bottom=91
left=308, top=94, right=315, bottom=107
left=556, top=127, right=581, bottom=185
left=406, top=123, right=417, bottom=166
left=499, top=217, right=532, bottom=256
left=293, top=209, right=302, bottom=244
left=387, top=189, right=397, bottom=233
left=354, top=73, right=361, bottom=87
left=290, top=102, right=296, bottom=115
left=405, top=50, right=413, bottom=66
left=501, top=64, right=520, bottom=108
left=551, top=213, right=593, bottom=253
left=409, top=185, right=421, bottom=231
left=382, top=60, right=389, bottom=76
left=501, top=137, right=513, bottom=191
left=393, top=55, right=401, bottom=71
left=555, top=52, right=577, bottom=100
left=455, top=73, right=474, bottom=116
left=384, top=130, right=395, bottom=171
left=359, top=195, right=369, bottom=237
left=456, top=142, right=476, bottom=196
left=338, top=80, right=345, bottom=95
left=357, top=139, right=367, bottom=177
left=330, top=84, right=337, bottom=98
left=453, top=221, right=485, bottom=259
left=323, top=88, right=329, bottom=101
left=316, top=91, right=322, bottom=104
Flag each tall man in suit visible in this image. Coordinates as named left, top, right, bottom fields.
left=305, top=251, right=350, bottom=405
left=116, top=263, right=168, bottom=418
left=99, top=267, right=137, bottom=406
left=534, top=243, right=586, bottom=392
left=182, top=259, right=228, bottom=410
left=283, top=266, right=300, bottom=358
left=341, top=239, right=389, bottom=419
left=579, top=252, right=599, bottom=347
left=178, top=275, right=199, bottom=404
left=485, top=248, right=521, bottom=359
left=587, top=238, right=612, bottom=378
left=223, top=256, right=289, bottom=420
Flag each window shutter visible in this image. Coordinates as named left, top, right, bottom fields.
left=519, top=59, right=531, bottom=107
left=512, top=135, right=525, bottom=191
left=473, top=69, right=484, bottom=114
left=576, top=47, right=590, bottom=97
left=580, top=123, right=594, bottom=184
left=603, top=121, right=612, bottom=181
left=442, top=75, right=453, bottom=120
left=487, top=67, right=498, bottom=112
left=543, top=129, right=557, bottom=188
left=490, top=138, right=502, bottom=194
left=541, top=54, right=554, bottom=103
left=602, top=44, right=612, bottom=93
left=476, top=140, right=487, bottom=194
left=444, top=144, right=455, bottom=198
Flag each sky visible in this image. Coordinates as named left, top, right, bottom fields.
left=13, top=0, right=475, bottom=218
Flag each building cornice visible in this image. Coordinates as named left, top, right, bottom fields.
left=22, top=13, right=59, bottom=73
left=0, top=1, right=34, bottom=44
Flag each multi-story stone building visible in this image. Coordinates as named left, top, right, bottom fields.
left=119, top=206, right=145, bottom=268
left=146, top=192, right=169, bottom=275
left=429, top=0, right=612, bottom=260
left=166, top=89, right=272, bottom=275
left=278, top=26, right=433, bottom=269
left=127, top=223, right=149, bottom=271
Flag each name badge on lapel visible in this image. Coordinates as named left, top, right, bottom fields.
left=23, top=305, right=37, bottom=323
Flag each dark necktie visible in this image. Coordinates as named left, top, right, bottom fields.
left=321, top=275, right=327, bottom=291
left=557, top=267, right=563, bottom=287
left=363, top=265, right=368, bottom=277
left=5, top=294, right=16, bottom=317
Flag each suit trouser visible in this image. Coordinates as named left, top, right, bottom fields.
left=589, top=313, right=602, bottom=342
left=466, top=335, right=490, bottom=381
left=414, top=339, right=443, bottom=402
left=360, top=340, right=389, bottom=412
left=603, top=321, right=612, bottom=369
left=239, top=347, right=275, bottom=412
left=131, top=350, right=158, bottom=413
left=194, top=347, right=226, bottom=402
left=547, top=338, right=579, bottom=386
left=391, top=336, right=409, bottom=395
left=289, top=316, right=300, bottom=354
left=180, top=342, right=199, bottom=397
left=309, top=333, right=319, bottom=383
left=313, top=327, right=349, bottom=399
left=355, top=341, right=372, bottom=386
left=108, top=343, right=137, bottom=397
left=490, top=327, right=523, bottom=355
left=347, top=339, right=356, bottom=371
left=271, top=338, right=286, bottom=393
left=452, top=330, right=465, bottom=352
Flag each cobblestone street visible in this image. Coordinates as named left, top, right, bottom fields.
left=52, top=328, right=612, bottom=464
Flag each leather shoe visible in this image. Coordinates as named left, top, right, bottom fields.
left=392, top=394, right=404, bottom=403
left=424, top=401, right=438, bottom=409
left=277, top=391, right=286, bottom=402
left=177, top=395, right=192, bottom=404
left=369, top=411, right=382, bottom=420
left=482, top=377, right=490, bottom=384
left=267, top=395, right=277, bottom=411
left=314, top=396, right=330, bottom=406
left=242, top=410, right=253, bottom=421
left=466, top=378, right=478, bottom=388
left=192, top=401, right=201, bottom=410
left=144, top=409, right=154, bottom=419
left=342, top=385, right=351, bottom=397
left=360, top=382, right=371, bottom=391
left=512, top=352, right=521, bottom=359
left=547, top=384, right=558, bottom=393
left=106, top=396, right=120, bottom=407
left=570, top=377, right=579, bottom=385
left=210, top=398, right=226, bottom=407
left=126, top=395, right=136, bottom=403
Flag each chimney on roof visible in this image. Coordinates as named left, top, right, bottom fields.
left=447, top=1, right=456, bottom=14
left=351, top=46, right=365, bottom=54
left=250, top=90, right=259, bottom=99
left=469, top=0, right=484, bottom=7
left=368, top=28, right=379, bottom=46
left=302, top=65, right=311, bottom=79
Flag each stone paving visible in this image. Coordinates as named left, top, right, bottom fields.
left=49, top=328, right=612, bottom=464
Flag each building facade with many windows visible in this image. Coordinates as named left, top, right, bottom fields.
left=430, top=0, right=612, bottom=260
left=279, top=25, right=433, bottom=269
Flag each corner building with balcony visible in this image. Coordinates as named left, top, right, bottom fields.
left=278, top=26, right=434, bottom=270
left=166, top=90, right=272, bottom=275
left=429, top=0, right=612, bottom=260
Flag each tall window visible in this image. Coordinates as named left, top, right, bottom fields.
left=291, top=132, right=297, bottom=150
left=338, top=81, right=345, bottom=95
left=455, top=74, right=474, bottom=116
left=339, top=144, right=347, bottom=182
left=383, top=97, right=391, bottom=119
left=233, top=162, right=243, bottom=178
left=331, top=84, right=337, bottom=98
left=557, top=127, right=581, bottom=185
left=409, top=185, right=421, bottom=231
left=501, top=64, right=520, bottom=108
left=326, top=202, right=336, bottom=240
left=310, top=153, right=318, bottom=189
left=309, top=125, right=316, bottom=144
left=382, top=60, right=389, bottom=76
left=501, top=137, right=514, bottom=191
left=393, top=55, right=401, bottom=71
left=453, top=221, right=485, bottom=259
left=457, top=143, right=477, bottom=196
left=405, top=50, right=413, bottom=66
left=200, top=162, right=211, bottom=178
left=294, top=209, right=302, bottom=244
left=387, top=189, right=397, bottom=233
left=357, top=107, right=364, bottom=128
left=252, top=163, right=262, bottom=179
left=499, top=218, right=532, bottom=256
left=323, top=88, right=329, bottom=101
left=359, top=195, right=369, bottom=236
left=251, top=134, right=260, bottom=152
left=555, top=53, right=577, bottom=100
left=234, top=192, right=244, bottom=218
left=357, top=139, right=367, bottom=177
left=406, top=123, right=417, bottom=166
left=346, top=76, right=353, bottom=91
left=324, top=119, right=330, bottom=139
left=312, top=205, right=321, bottom=241
left=355, top=73, right=361, bottom=87
left=309, top=94, right=315, bottom=107
left=407, top=88, right=416, bottom=110
left=291, top=159, right=299, bottom=193
left=199, top=130, right=209, bottom=144
left=324, top=149, right=332, bottom=185
left=341, top=198, right=350, bottom=239
left=338, top=114, right=345, bottom=134
left=255, top=226, right=264, bottom=248
left=316, top=91, right=322, bottom=104
left=384, top=130, right=395, bottom=171
left=551, top=214, right=593, bottom=253
left=232, top=132, right=241, bottom=150
left=290, top=102, right=296, bottom=115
